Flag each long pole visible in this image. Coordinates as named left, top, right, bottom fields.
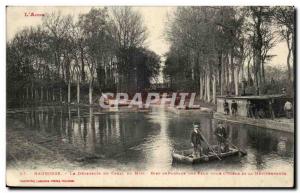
left=217, top=134, right=238, bottom=149
left=222, top=120, right=246, bottom=154
left=200, top=132, right=222, bottom=160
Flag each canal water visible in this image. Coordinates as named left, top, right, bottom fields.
left=7, top=106, right=294, bottom=172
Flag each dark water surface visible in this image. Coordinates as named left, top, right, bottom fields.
left=7, top=106, right=294, bottom=171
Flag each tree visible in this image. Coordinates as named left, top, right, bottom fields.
left=110, top=7, right=148, bottom=93
left=245, top=6, right=275, bottom=95
left=164, top=6, right=285, bottom=103
left=42, top=12, right=74, bottom=103
left=131, top=47, right=161, bottom=91
left=165, top=7, right=246, bottom=103
left=78, top=7, right=113, bottom=104
left=272, top=6, right=295, bottom=94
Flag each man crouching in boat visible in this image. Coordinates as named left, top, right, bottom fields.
left=215, top=121, right=229, bottom=153
left=191, top=122, right=205, bottom=158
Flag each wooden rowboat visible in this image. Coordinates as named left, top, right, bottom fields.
left=172, top=146, right=245, bottom=164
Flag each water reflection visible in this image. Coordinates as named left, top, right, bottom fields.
left=14, top=106, right=294, bottom=171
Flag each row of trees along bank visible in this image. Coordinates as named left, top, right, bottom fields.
left=7, top=7, right=160, bottom=107
left=164, top=6, right=295, bottom=104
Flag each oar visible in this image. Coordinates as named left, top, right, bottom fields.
left=200, top=132, right=222, bottom=161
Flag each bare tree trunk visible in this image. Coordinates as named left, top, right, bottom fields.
left=206, top=68, right=211, bottom=103
left=234, top=67, right=239, bottom=96
left=46, top=89, right=49, bottom=101
left=261, top=62, right=265, bottom=84
left=77, top=80, right=80, bottom=104
left=203, top=73, right=207, bottom=101
left=212, top=74, right=216, bottom=104
left=80, top=48, right=86, bottom=82
left=199, top=74, right=202, bottom=100
left=230, top=51, right=235, bottom=96
left=255, top=52, right=262, bottom=95
left=60, top=87, right=62, bottom=102
left=287, top=49, right=292, bottom=83
left=40, top=87, right=43, bottom=101
left=256, top=65, right=261, bottom=95
left=247, top=56, right=251, bottom=84
left=31, top=83, right=34, bottom=100
left=228, top=64, right=232, bottom=94
left=35, top=89, right=39, bottom=101
left=52, top=88, right=55, bottom=101
left=225, top=54, right=230, bottom=94
left=223, top=60, right=228, bottom=90
left=241, top=59, right=244, bottom=81
left=26, top=87, right=29, bottom=100
left=219, top=53, right=223, bottom=96
left=286, top=36, right=292, bottom=94
left=89, top=81, right=93, bottom=105
left=68, top=81, right=71, bottom=103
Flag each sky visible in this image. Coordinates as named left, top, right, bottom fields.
left=6, top=6, right=173, bottom=57
left=6, top=6, right=288, bottom=68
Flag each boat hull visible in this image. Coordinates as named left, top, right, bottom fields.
left=172, top=147, right=242, bottom=164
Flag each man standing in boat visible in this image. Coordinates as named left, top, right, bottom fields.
left=215, top=121, right=229, bottom=153
left=191, top=122, right=205, bottom=158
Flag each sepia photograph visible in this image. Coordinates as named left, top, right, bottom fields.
left=6, top=5, right=295, bottom=188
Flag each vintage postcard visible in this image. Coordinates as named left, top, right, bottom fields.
left=6, top=6, right=295, bottom=187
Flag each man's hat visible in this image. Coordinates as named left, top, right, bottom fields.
left=193, top=122, right=201, bottom=128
